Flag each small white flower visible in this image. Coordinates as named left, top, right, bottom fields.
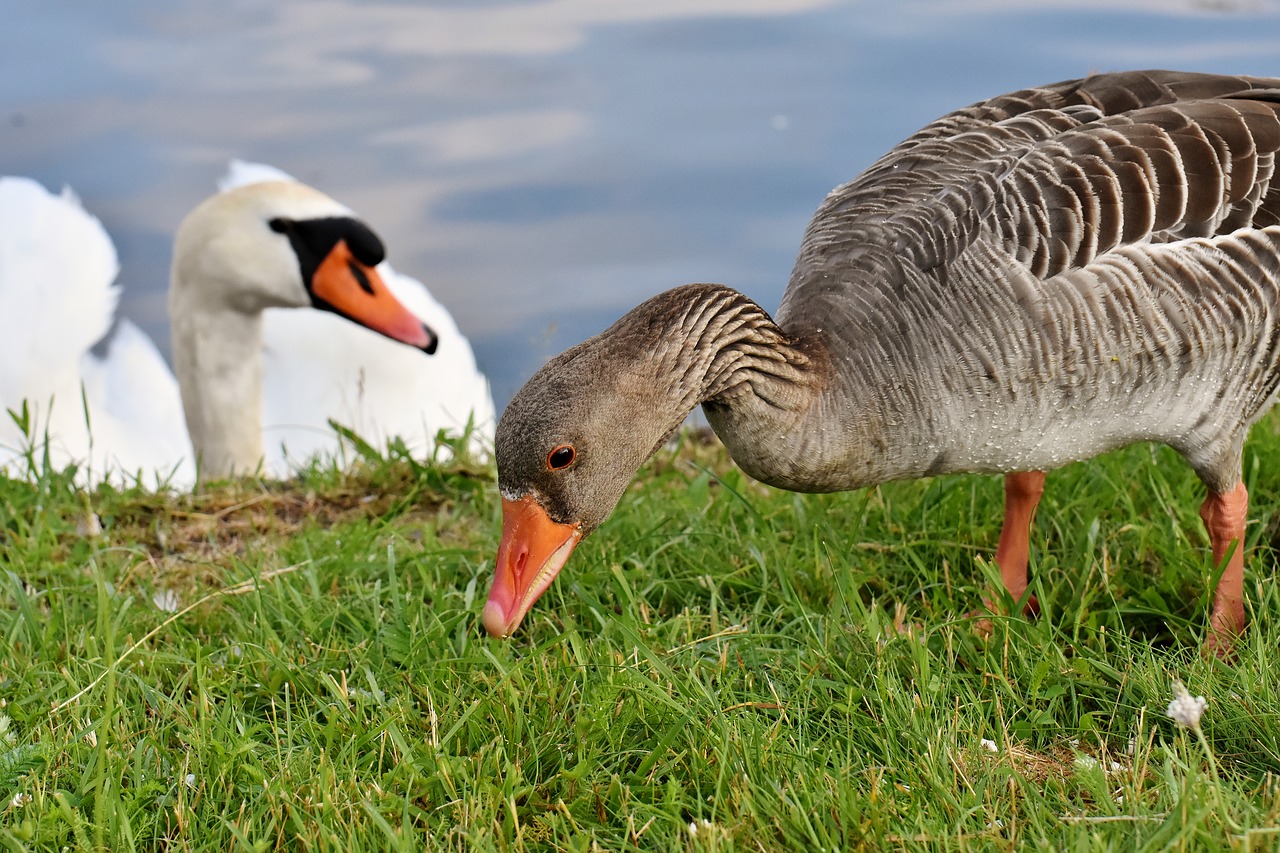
left=1166, top=680, right=1207, bottom=730
left=687, top=819, right=713, bottom=837
left=980, top=738, right=998, bottom=752
left=152, top=588, right=180, bottom=613
left=76, top=512, right=102, bottom=537
left=10, top=792, right=30, bottom=809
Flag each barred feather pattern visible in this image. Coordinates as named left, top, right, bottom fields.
left=658, top=285, right=806, bottom=408
left=760, top=70, right=1280, bottom=493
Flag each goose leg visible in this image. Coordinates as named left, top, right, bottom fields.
left=1200, top=480, right=1248, bottom=659
left=994, top=470, right=1045, bottom=616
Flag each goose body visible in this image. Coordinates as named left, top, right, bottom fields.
left=487, top=70, right=1280, bottom=657
left=0, top=164, right=494, bottom=486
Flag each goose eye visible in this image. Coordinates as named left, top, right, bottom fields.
left=547, top=445, right=576, bottom=470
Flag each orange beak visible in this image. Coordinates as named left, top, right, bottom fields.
left=483, top=495, right=582, bottom=638
left=311, top=240, right=438, bottom=353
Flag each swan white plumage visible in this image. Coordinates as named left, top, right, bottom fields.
left=0, top=177, right=192, bottom=484
left=0, top=163, right=495, bottom=487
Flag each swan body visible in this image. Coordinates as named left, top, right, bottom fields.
left=486, top=70, right=1280, bottom=657
left=0, top=163, right=494, bottom=485
left=0, top=177, right=191, bottom=483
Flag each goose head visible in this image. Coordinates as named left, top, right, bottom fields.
left=171, top=180, right=438, bottom=352
left=484, top=289, right=724, bottom=637
left=484, top=350, right=638, bottom=639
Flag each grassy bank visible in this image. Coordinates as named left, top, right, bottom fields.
left=1, top=424, right=1278, bottom=851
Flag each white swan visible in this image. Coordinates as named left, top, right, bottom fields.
left=0, top=177, right=192, bottom=484
left=227, top=162, right=497, bottom=474
left=0, top=164, right=495, bottom=487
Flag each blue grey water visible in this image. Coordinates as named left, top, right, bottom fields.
left=2, top=0, right=1278, bottom=407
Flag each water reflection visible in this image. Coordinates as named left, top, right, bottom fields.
left=2, top=0, right=1277, bottom=404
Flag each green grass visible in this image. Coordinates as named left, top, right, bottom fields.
left=1, top=421, right=1279, bottom=852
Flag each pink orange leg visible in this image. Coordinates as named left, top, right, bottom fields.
left=1200, top=480, right=1248, bottom=659
left=993, top=470, right=1046, bottom=616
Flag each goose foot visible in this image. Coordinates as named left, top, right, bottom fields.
left=1204, top=607, right=1244, bottom=661
left=1200, top=481, right=1248, bottom=661
left=971, top=470, right=1046, bottom=634
left=968, top=592, right=1040, bottom=639
left=994, top=470, right=1045, bottom=594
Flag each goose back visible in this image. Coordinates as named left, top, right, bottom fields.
left=768, top=70, right=1280, bottom=494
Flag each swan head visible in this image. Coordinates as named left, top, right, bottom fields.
left=171, top=180, right=437, bottom=352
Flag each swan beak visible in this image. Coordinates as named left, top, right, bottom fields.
left=311, top=240, right=438, bottom=353
left=483, top=495, right=582, bottom=638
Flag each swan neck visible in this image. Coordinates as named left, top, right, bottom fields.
left=171, top=301, right=264, bottom=479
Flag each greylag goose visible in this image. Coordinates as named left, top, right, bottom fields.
left=485, top=70, right=1280, bottom=658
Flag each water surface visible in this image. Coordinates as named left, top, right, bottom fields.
left=3, top=0, right=1278, bottom=405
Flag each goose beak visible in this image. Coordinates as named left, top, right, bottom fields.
left=483, top=495, right=582, bottom=638
left=311, top=240, right=438, bottom=353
